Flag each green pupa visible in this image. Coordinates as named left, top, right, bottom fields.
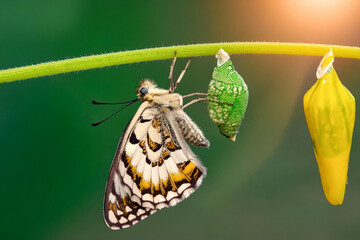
left=207, top=49, right=249, bottom=141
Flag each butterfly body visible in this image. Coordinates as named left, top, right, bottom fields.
left=103, top=78, right=209, bottom=229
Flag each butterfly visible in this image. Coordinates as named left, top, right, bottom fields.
left=100, top=54, right=210, bottom=229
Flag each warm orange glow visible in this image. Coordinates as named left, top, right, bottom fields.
left=284, top=0, right=355, bottom=20
left=286, top=0, right=348, bottom=11
left=281, top=0, right=360, bottom=42
left=217, top=0, right=360, bottom=43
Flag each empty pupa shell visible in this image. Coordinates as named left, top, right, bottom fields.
left=207, top=49, right=249, bottom=141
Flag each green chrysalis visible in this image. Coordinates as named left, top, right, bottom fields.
left=207, top=49, right=249, bottom=141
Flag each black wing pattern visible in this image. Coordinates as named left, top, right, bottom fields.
left=104, top=102, right=207, bottom=229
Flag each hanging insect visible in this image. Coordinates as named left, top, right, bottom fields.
left=207, top=49, right=249, bottom=141
left=303, top=49, right=355, bottom=205
left=93, top=53, right=209, bottom=229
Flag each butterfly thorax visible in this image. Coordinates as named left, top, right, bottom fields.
left=137, top=79, right=183, bottom=110
left=151, top=93, right=183, bottom=110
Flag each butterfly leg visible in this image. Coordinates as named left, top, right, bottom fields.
left=182, top=92, right=208, bottom=98
left=208, top=98, right=233, bottom=105
left=173, top=58, right=192, bottom=92
left=183, top=97, right=232, bottom=109
left=183, top=93, right=220, bottom=99
left=183, top=97, right=207, bottom=109
left=169, top=52, right=177, bottom=93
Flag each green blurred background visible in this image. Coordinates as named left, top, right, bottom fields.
left=1, top=0, right=360, bottom=239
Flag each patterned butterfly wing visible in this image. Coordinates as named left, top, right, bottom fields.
left=104, top=102, right=207, bottom=229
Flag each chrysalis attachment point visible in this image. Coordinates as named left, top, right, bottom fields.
left=215, top=49, right=231, bottom=66
left=316, top=49, right=335, bottom=79
left=304, top=49, right=355, bottom=205
left=207, top=49, right=249, bottom=141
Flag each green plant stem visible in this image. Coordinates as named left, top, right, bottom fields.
left=1, top=42, right=360, bottom=84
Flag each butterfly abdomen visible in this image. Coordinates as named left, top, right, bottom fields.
left=173, top=111, right=210, bottom=148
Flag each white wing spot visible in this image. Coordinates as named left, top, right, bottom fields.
left=177, top=183, right=191, bottom=194
left=164, top=157, right=179, bottom=174
left=109, top=193, right=116, bottom=203
left=142, top=162, right=152, bottom=181
left=169, top=197, right=180, bottom=206
left=114, top=174, right=122, bottom=195
left=132, top=220, right=139, bottom=225
left=137, top=209, right=145, bottom=216
left=131, top=195, right=141, bottom=206
left=123, top=174, right=133, bottom=188
left=158, top=165, right=169, bottom=181
left=125, top=143, right=137, bottom=157
left=143, top=193, right=153, bottom=202
left=136, top=154, right=146, bottom=174
left=156, top=202, right=168, bottom=209
left=131, top=182, right=142, bottom=198
left=119, top=217, right=127, bottom=224
left=128, top=214, right=136, bottom=221
left=134, top=121, right=152, bottom=140
left=131, top=147, right=143, bottom=167
left=151, top=165, right=160, bottom=185
left=154, top=194, right=166, bottom=203
left=183, top=188, right=194, bottom=198
left=143, top=201, right=154, bottom=209
left=119, top=160, right=126, bottom=177
left=166, top=191, right=178, bottom=201
left=108, top=210, right=118, bottom=223
left=148, top=125, right=162, bottom=143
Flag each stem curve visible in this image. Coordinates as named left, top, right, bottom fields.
left=1, top=42, right=359, bottom=84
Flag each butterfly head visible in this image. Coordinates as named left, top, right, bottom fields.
left=137, top=79, right=169, bottom=102
left=137, top=79, right=156, bottom=101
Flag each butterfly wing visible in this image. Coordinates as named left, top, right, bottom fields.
left=104, top=101, right=158, bottom=229
left=141, top=110, right=207, bottom=209
left=104, top=102, right=207, bottom=229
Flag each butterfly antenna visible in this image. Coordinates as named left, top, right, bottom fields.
left=91, top=99, right=139, bottom=126
left=92, top=98, right=138, bottom=105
